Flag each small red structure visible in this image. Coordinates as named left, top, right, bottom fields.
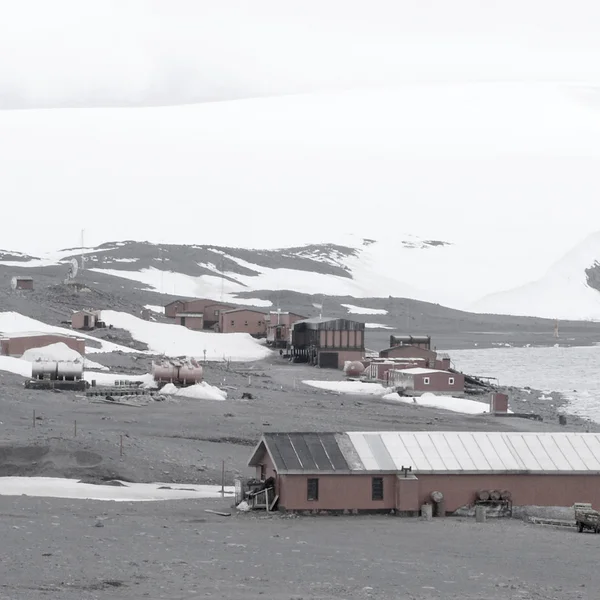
left=220, top=308, right=267, bottom=337
left=266, top=311, right=306, bottom=348
left=490, top=392, right=509, bottom=413
left=11, top=276, right=33, bottom=291
left=1, top=333, right=86, bottom=357
left=176, top=312, right=204, bottom=331
left=389, top=368, right=465, bottom=395
left=344, top=361, right=366, bottom=378
left=164, top=300, right=187, bottom=319
left=71, top=310, right=100, bottom=330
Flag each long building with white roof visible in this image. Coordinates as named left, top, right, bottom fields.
left=248, top=431, right=600, bottom=514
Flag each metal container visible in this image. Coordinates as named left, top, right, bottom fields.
left=31, top=359, right=83, bottom=381
left=152, top=359, right=203, bottom=385
left=344, top=361, right=365, bottom=378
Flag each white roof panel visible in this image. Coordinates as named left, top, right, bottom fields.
left=345, top=432, right=600, bottom=473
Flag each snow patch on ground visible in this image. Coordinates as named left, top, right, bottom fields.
left=0, top=356, right=32, bottom=378
left=100, top=310, right=271, bottom=362
left=21, top=342, right=108, bottom=371
left=303, top=380, right=388, bottom=395
left=160, top=381, right=227, bottom=401
left=341, top=304, right=388, bottom=315
left=382, top=391, right=493, bottom=415
left=0, top=477, right=234, bottom=502
left=144, top=304, right=164, bottom=314
left=364, top=323, right=393, bottom=329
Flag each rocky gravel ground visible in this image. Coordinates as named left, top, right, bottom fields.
left=0, top=495, right=598, bottom=600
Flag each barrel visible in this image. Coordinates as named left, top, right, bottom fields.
left=489, top=489, right=501, bottom=501
left=475, top=505, right=487, bottom=523
left=476, top=489, right=490, bottom=501
left=421, top=503, right=433, bottom=521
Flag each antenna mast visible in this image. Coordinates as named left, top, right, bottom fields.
left=80, top=229, right=85, bottom=272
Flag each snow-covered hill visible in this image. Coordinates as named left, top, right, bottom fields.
left=471, top=233, right=600, bottom=321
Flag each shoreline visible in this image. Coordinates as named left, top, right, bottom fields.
left=501, top=385, right=599, bottom=432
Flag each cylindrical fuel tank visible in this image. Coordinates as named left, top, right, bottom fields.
left=56, top=360, right=83, bottom=380
left=32, top=360, right=58, bottom=380
left=31, top=359, right=83, bottom=381
left=152, top=360, right=179, bottom=382
left=178, top=360, right=203, bottom=385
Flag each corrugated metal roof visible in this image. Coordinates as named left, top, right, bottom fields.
left=259, top=432, right=351, bottom=472
left=251, top=431, right=600, bottom=474
left=346, top=432, right=600, bottom=474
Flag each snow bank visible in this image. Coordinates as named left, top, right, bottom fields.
left=0, top=312, right=138, bottom=354
left=21, top=342, right=108, bottom=371
left=382, top=391, right=493, bottom=415
left=161, top=382, right=227, bottom=401
left=0, top=356, right=32, bottom=378
left=303, top=380, right=388, bottom=396
left=0, top=477, right=234, bottom=502
left=100, top=310, right=272, bottom=362
left=341, top=304, right=388, bottom=315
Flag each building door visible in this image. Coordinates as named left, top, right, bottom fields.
left=318, top=352, right=339, bottom=369
left=83, top=315, right=89, bottom=328
left=180, top=317, right=185, bottom=326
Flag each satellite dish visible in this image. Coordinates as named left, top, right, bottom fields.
left=64, top=258, right=79, bottom=283
left=10, top=276, right=17, bottom=290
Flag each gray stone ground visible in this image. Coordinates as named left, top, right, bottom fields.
left=0, top=496, right=598, bottom=600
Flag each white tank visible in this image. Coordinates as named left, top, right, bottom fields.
left=152, top=359, right=203, bottom=385
left=31, top=359, right=83, bottom=381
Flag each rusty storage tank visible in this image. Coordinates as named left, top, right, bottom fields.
left=31, top=359, right=83, bottom=381
left=152, top=359, right=203, bottom=386
left=344, top=360, right=366, bottom=378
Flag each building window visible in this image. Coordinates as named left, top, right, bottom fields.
left=372, top=477, right=384, bottom=501
left=307, top=478, right=319, bottom=501
left=423, top=377, right=430, bottom=385
left=231, top=320, right=235, bottom=326
left=244, top=320, right=248, bottom=326
left=449, top=377, right=455, bottom=385
left=258, top=320, right=262, bottom=325
left=214, top=310, right=219, bottom=316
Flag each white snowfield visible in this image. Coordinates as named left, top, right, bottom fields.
left=100, top=310, right=271, bottom=362
left=0, top=312, right=138, bottom=354
left=21, top=342, right=108, bottom=371
left=303, top=380, right=388, bottom=396
left=472, top=231, right=600, bottom=321
left=1, top=82, right=600, bottom=314
left=0, top=477, right=234, bottom=502
left=161, top=382, right=227, bottom=401
left=341, top=304, right=388, bottom=315
left=382, top=392, right=495, bottom=416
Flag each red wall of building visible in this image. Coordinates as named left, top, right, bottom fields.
left=165, top=301, right=186, bottom=318
left=275, top=472, right=600, bottom=513
left=413, top=371, right=465, bottom=393
left=220, top=310, right=267, bottom=336
left=1, top=335, right=86, bottom=357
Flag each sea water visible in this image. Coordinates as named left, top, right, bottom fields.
left=450, top=345, right=600, bottom=422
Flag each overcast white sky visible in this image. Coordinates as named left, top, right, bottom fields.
left=0, top=0, right=599, bottom=287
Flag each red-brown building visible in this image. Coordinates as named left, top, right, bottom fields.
left=164, top=300, right=186, bottom=319
left=71, top=310, right=100, bottom=330
left=379, top=345, right=437, bottom=366
left=202, top=303, right=235, bottom=329
left=266, top=311, right=306, bottom=348
left=389, top=368, right=465, bottom=395
left=176, top=312, right=204, bottom=331
left=220, top=308, right=267, bottom=337
left=247, top=431, right=600, bottom=514
left=1, top=333, right=86, bottom=357
left=290, top=317, right=364, bottom=369
left=365, top=358, right=429, bottom=381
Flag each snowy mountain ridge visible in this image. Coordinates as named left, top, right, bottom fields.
left=3, top=233, right=600, bottom=321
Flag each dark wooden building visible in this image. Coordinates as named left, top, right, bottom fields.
left=290, top=317, right=364, bottom=369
